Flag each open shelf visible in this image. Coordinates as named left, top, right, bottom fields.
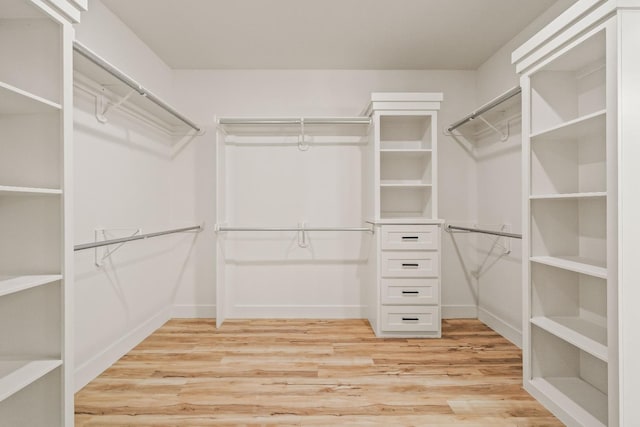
left=531, top=109, right=606, bottom=141
left=0, top=185, right=61, bottom=196
left=0, top=81, right=61, bottom=114
left=380, top=114, right=432, bottom=150
left=531, top=316, right=607, bottom=361
left=531, top=197, right=606, bottom=273
left=380, top=180, right=431, bottom=188
left=381, top=186, right=433, bottom=219
left=530, top=192, right=606, bottom=200
left=531, top=256, right=606, bottom=279
left=531, top=117, right=605, bottom=195
left=0, top=359, right=62, bottom=402
left=380, top=148, right=431, bottom=153
left=530, top=377, right=607, bottom=427
left=530, top=326, right=608, bottom=426
left=530, top=30, right=605, bottom=135
left=0, top=275, right=61, bottom=298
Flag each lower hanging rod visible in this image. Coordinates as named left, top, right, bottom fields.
left=217, top=226, right=373, bottom=233
left=446, top=225, right=522, bottom=239
left=74, top=225, right=202, bottom=251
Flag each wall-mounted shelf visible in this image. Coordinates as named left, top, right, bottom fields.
left=217, top=116, right=371, bottom=146
left=447, top=86, right=521, bottom=137
left=72, top=41, right=201, bottom=134
left=530, top=192, right=606, bottom=200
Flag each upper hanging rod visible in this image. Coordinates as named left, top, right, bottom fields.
left=217, top=225, right=374, bottom=233
left=73, top=41, right=201, bottom=133
left=446, top=225, right=522, bottom=239
left=447, top=86, right=522, bottom=133
left=218, top=117, right=371, bottom=125
left=74, top=225, right=202, bottom=251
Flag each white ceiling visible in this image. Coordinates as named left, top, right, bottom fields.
left=101, top=0, right=558, bottom=70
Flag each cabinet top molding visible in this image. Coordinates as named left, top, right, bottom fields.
left=511, top=0, right=640, bottom=74
left=365, top=92, right=443, bottom=116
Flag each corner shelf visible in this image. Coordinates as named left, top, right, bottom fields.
left=530, top=256, right=607, bottom=279
left=530, top=316, right=607, bottom=361
left=0, top=359, right=62, bottom=402
left=0, top=275, right=61, bottom=298
left=0, top=81, right=61, bottom=114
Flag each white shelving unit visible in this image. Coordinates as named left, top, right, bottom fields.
left=0, top=0, right=83, bottom=425
left=514, top=1, right=640, bottom=425
left=365, top=93, right=444, bottom=338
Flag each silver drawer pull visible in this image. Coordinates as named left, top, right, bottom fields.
left=401, top=263, right=419, bottom=268
left=402, top=317, right=419, bottom=322
left=402, top=236, right=419, bottom=240
left=401, top=290, right=419, bottom=295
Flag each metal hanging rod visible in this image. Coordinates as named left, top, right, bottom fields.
left=447, top=86, right=522, bottom=133
left=74, top=225, right=203, bottom=251
left=217, top=225, right=374, bottom=233
left=446, top=225, right=522, bottom=239
left=73, top=41, right=201, bottom=133
left=218, top=117, right=371, bottom=125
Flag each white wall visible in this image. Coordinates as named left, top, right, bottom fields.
left=171, top=70, right=480, bottom=319
left=472, top=0, right=577, bottom=346
left=72, top=0, right=200, bottom=391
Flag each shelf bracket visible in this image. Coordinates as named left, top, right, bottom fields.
left=95, top=88, right=136, bottom=124
left=297, top=221, right=309, bottom=248
left=298, top=118, right=309, bottom=151
left=94, top=228, right=142, bottom=267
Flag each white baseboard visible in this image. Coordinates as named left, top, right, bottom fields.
left=231, top=304, right=366, bottom=318
left=442, top=304, right=478, bottom=319
left=172, top=304, right=216, bottom=318
left=478, top=307, right=522, bottom=348
left=74, top=307, right=172, bottom=392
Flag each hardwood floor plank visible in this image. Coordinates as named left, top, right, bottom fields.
left=75, top=319, right=563, bottom=426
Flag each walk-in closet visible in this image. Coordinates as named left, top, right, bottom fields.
left=1, top=0, right=639, bottom=425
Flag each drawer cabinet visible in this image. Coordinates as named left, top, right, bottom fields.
left=375, top=223, right=442, bottom=337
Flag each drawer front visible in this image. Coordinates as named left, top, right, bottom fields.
left=381, top=305, right=440, bottom=332
left=381, top=225, right=439, bottom=251
left=381, top=278, right=439, bottom=305
left=381, top=251, right=439, bottom=278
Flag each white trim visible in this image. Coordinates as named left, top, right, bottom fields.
left=172, top=304, right=216, bottom=318
left=442, top=304, right=478, bottom=319
left=231, top=304, right=366, bottom=319
left=478, top=307, right=522, bottom=348
left=73, top=307, right=171, bottom=392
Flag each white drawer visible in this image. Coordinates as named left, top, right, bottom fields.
left=381, top=278, right=439, bottom=305
left=381, top=251, right=439, bottom=278
left=381, top=225, right=439, bottom=251
left=381, top=305, right=440, bottom=332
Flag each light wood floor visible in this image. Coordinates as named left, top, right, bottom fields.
left=75, top=319, right=562, bottom=426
